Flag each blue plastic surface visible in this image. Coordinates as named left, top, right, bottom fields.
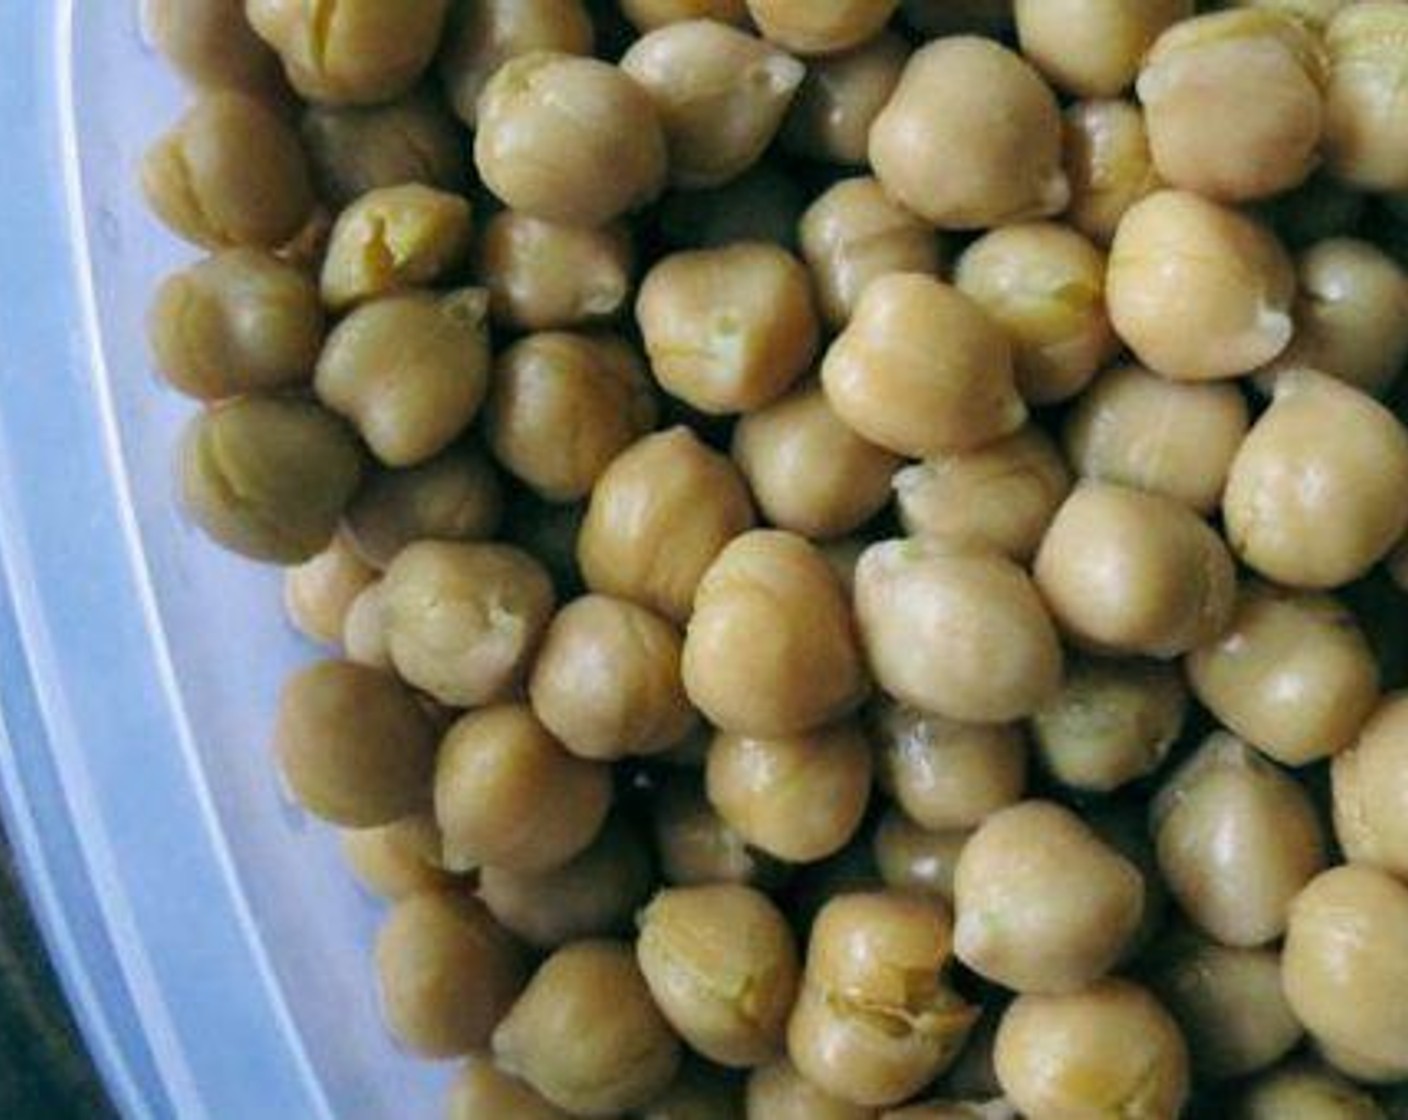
left=0, top=4, right=449, bottom=1117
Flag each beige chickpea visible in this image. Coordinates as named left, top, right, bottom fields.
left=747, top=1059, right=879, bottom=1120
left=376, top=894, right=527, bottom=1060
left=1031, top=658, right=1187, bottom=794
left=856, top=539, right=1063, bottom=724
left=1333, top=694, right=1408, bottom=879
left=435, top=704, right=611, bottom=874
left=683, top=531, right=867, bottom=736
left=1152, top=732, right=1327, bottom=948
left=478, top=212, right=634, bottom=332
left=895, top=429, right=1071, bottom=564
left=1241, top=0, right=1352, bottom=27
left=528, top=594, right=696, bottom=761
left=995, top=980, right=1189, bottom=1120
left=1259, top=238, right=1408, bottom=397
left=342, top=582, right=390, bottom=669
left=782, top=34, right=908, bottom=166
left=638, top=885, right=800, bottom=1068
left=447, top=1056, right=573, bottom=1120
left=872, top=701, right=1027, bottom=832
left=1034, top=482, right=1237, bottom=658
left=1138, top=9, right=1328, bottom=202
left=1016, top=0, right=1190, bottom=97
left=873, top=810, right=968, bottom=905
left=1324, top=2, right=1408, bottom=191
left=1188, top=581, right=1379, bottom=767
left=340, top=816, right=455, bottom=900
left=1062, top=99, right=1161, bottom=246
left=283, top=534, right=375, bottom=646
left=1284, top=866, right=1408, bottom=1083
left=438, top=0, right=594, bottom=126
left=1238, top=1061, right=1387, bottom=1120
left=706, top=722, right=874, bottom=863
left=315, top=289, right=491, bottom=469
left=381, top=541, right=555, bottom=707
left=1063, top=364, right=1250, bottom=514
left=579, top=428, right=756, bottom=623
left=622, top=22, right=804, bottom=189
left=1224, top=371, right=1408, bottom=589
left=1145, top=930, right=1302, bottom=1082
left=732, top=381, right=902, bottom=541
left=651, top=774, right=785, bottom=889
left=638, top=243, right=819, bottom=415
left=621, top=0, right=751, bottom=30
left=485, top=332, right=658, bottom=503
left=954, top=801, right=1145, bottom=994
left=746, top=0, right=898, bottom=55
left=493, top=941, right=682, bottom=1116
left=955, top=223, right=1117, bottom=404
left=800, top=178, right=944, bottom=330
left=1107, top=190, right=1295, bottom=380
left=870, top=38, right=1068, bottom=229
left=789, top=893, right=978, bottom=1108
left=475, top=53, right=667, bottom=228
left=822, top=275, right=1027, bottom=458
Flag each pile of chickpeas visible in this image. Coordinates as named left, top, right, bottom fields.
left=140, top=0, right=1408, bottom=1117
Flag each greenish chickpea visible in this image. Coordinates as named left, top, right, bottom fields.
left=1324, top=2, right=1408, bottom=191
left=145, top=0, right=284, bottom=95
left=651, top=774, right=786, bottom=889
left=1237, top=1061, right=1387, bottom=1120
left=179, top=396, right=363, bottom=565
left=493, top=941, right=683, bottom=1117
left=283, top=533, right=376, bottom=646
left=141, top=90, right=315, bottom=250
left=486, top=332, right=658, bottom=503
left=1332, top=694, right=1408, bottom=880
left=447, top=1055, right=573, bottom=1120
left=245, top=0, right=450, bottom=105
left=746, top=1059, right=879, bottom=1120
left=315, top=289, right=491, bottom=469
left=340, top=815, right=456, bottom=900
left=782, top=34, right=909, bottom=166
left=1062, top=99, right=1161, bottom=247
left=148, top=249, right=324, bottom=401
left=1016, top=0, right=1191, bottom=98
left=873, top=810, right=969, bottom=904
left=745, top=0, right=899, bottom=55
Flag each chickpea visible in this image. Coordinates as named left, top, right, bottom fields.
left=994, top=980, right=1189, bottom=1120
left=895, top=429, right=1071, bottom=564
left=493, top=942, right=683, bottom=1116
left=1187, top=581, right=1380, bottom=767
left=344, top=447, right=504, bottom=571
left=746, top=0, right=899, bottom=55
left=954, top=801, right=1144, bottom=994
left=341, top=582, right=389, bottom=669
left=438, top=0, right=594, bottom=127
left=1283, top=866, right=1408, bottom=1083
left=1063, top=364, right=1250, bottom=514
left=1333, top=695, right=1408, bottom=880
left=1017, top=0, right=1189, bottom=98
left=706, top=721, right=874, bottom=863
left=485, top=332, right=658, bottom=502
left=1258, top=238, right=1408, bottom=397
left=528, top=594, right=696, bottom=761
left=1324, top=2, right=1408, bottom=191
left=246, top=0, right=449, bottom=105
left=955, top=223, right=1117, bottom=404
left=579, top=428, right=756, bottom=623
left=478, top=212, right=635, bottom=332
left=1062, top=99, right=1161, bottom=246
left=375, top=892, right=527, bottom=1058
left=657, top=163, right=807, bottom=252
left=747, top=1059, right=879, bottom=1120
left=1238, top=1061, right=1387, bottom=1120
left=318, top=185, right=472, bottom=311
left=380, top=541, right=555, bottom=707
left=856, top=539, right=1062, bottom=724
left=622, top=22, right=805, bottom=189
left=870, top=38, right=1068, bottom=230
left=800, top=178, right=945, bottom=330
left=434, top=704, right=611, bottom=874
left=1031, top=658, right=1187, bottom=794
left=1241, top=0, right=1351, bottom=27
left=789, top=893, right=978, bottom=1108
left=1223, top=371, right=1408, bottom=589
left=638, top=243, right=819, bottom=415
left=283, top=533, right=376, bottom=646
left=447, top=1056, right=573, bottom=1120
left=684, top=531, right=867, bottom=736
left=479, top=817, right=654, bottom=949
left=1137, top=9, right=1328, bottom=202
left=1086, top=802, right=1170, bottom=963
left=145, top=0, right=284, bottom=95
left=782, top=34, right=909, bottom=166
left=637, top=885, right=800, bottom=1068
left=620, top=0, right=751, bottom=30
left=873, top=810, right=969, bottom=904
left=1144, top=929, right=1302, bottom=1082
left=822, top=275, right=1027, bottom=458
left=651, top=774, right=785, bottom=889
left=1107, top=189, right=1295, bottom=380
left=1152, top=732, right=1327, bottom=948
left=475, top=53, right=668, bottom=228
left=315, top=289, right=491, bottom=469
left=141, top=91, right=315, bottom=250
left=340, top=816, right=455, bottom=901
left=872, top=701, right=1028, bottom=832
left=1034, top=482, right=1237, bottom=658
